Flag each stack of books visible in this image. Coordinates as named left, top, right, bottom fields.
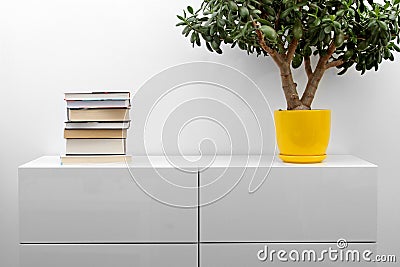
left=61, top=92, right=132, bottom=164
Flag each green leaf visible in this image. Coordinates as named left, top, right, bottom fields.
left=228, top=1, right=238, bottom=12
left=210, top=25, right=217, bottom=35
left=312, top=18, right=321, bottom=27
left=280, top=8, right=292, bottom=19
left=187, top=6, right=194, bottom=15
left=239, top=6, right=249, bottom=18
left=358, top=41, right=369, bottom=51
left=190, top=32, right=197, bottom=43
left=338, top=68, right=348, bottom=75
left=182, top=26, right=190, bottom=35
left=257, top=18, right=272, bottom=27
left=384, top=48, right=391, bottom=59
left=265, top=6, right=276, bottom=16
left=202, top=34, right=212, bottom=42
left=336, top=10, right=345, bottom=17
left=392, top=43, right=400, bottom=52
left=293, top=20, right=303, bottom=39
left=324, top=25, right=332, bottom=34
left=333, top=21, right=341, bottom=30
left=309, top=3, right=319, bottom=11
left=378, top=21, right=388, bottom=31
left=334, top=31, right=345, bottom=47
left=318, top=30, right=325, bottom=42
left=344, top=50, right=354, bottom=60
left=324, top=33, right=332, bottom=44
left=252, top=9, right=262, bottom=15
left=296, top=2, right=307, bottom=7
left=238, top=41, right=246, bottom=50
left=322, top=17, right=331, bottom=23
left=211, top=40, right=220, bottom=50
left=292, top=54, right=303, bottom=68
left=260, top=25, right=277, bottom=42
left=304, top=46, right=312, bottom=56
left=217, top=19, right=225, bottom=27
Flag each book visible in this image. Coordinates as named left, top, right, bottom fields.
left=66, top=99, right=130, bottom=109
left=67, top=108, right=130, bottom=122
left=61, top=155, right=132, bottom=164
left=65, top=92, right=130, bottom=101
left=64, top=129, right=127, bottom=139
left=66, top=139, right=126, bottom=155
left=65, top=121, right=131, bottom=129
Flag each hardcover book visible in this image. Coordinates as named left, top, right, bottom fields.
left=66, top=138, right=126, bottom=155
left=64, top=129, right=127, bottom=139
left=66, top=99, right=130, bottom=109
left=67, top=108, right=130, bottom=122
left=65, top=92, right=130, bottom=100
left=65, top=121, right=131, bottom=129
left=61, top=155, right=132, bottom=164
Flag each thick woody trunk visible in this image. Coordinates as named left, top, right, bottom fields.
left=279, top=64, right=310, bottom=110
left=300, top=43, right=341, bottom=109
left=301, top=67, right=325, bottom=108
left=252, top=21, right=341, bottom=110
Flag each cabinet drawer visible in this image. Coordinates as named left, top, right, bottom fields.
left=201, top=243, right=377, bottom=266
left=19, top=167, right=197, bottom=242
left=21, top=244, right=197, bottom=267
left=200, top=165, right=377, bottom=242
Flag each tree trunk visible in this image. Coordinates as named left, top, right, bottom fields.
left=280, top=64, right=310, bottom=110
left=251, top=21, right=309, bottom=110
left=300, top=42, right=339, bottom=108
left=252, top=21, right=340, bottom=110
left=301, top=66, right=325, bottom=108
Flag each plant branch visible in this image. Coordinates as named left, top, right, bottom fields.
left=251, top=20, right=285, bottom=65
left=280, top=65, right=308, bottom=110
left=324, top=42, right=337, bottom=62
left=325, top=59, right=345, bottom=69
left=304, top=56, right=313, bottom=78
left=286, top=38, right=299, bottom=63
left=251, top=19, right=308, bottom=110
left=275, top=6, right=282, bottom=29
left=301, top=41, right=338, bottom=108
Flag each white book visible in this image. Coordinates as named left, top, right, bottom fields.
left=65, top=92, right=130, bottom=101
left=65, top=121, right=131, bottom=129
left=66, top=139, right=126, bottom=155
left=66, top=99, right=130, bottom=108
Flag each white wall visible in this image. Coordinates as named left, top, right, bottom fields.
left=1, top=0, right=399, bottom=266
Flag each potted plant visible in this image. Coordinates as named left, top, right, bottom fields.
left=176, top=0, right=400, bottom=163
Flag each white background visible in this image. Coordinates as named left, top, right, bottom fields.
left=1, top=0, right=399, bottom=266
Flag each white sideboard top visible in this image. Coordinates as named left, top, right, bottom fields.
left=19, top=155, right=377, bottom=169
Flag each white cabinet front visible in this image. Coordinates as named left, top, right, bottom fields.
left=200, top=243, right=377, bottom=266
left=19, top=167, right=198, bottom=243
left=200, top=165, right=377, bottom=242
left=21, top=244, right=197, bottom=267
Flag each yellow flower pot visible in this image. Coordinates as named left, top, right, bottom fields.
left=274, top=110, right=331, bottom=163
